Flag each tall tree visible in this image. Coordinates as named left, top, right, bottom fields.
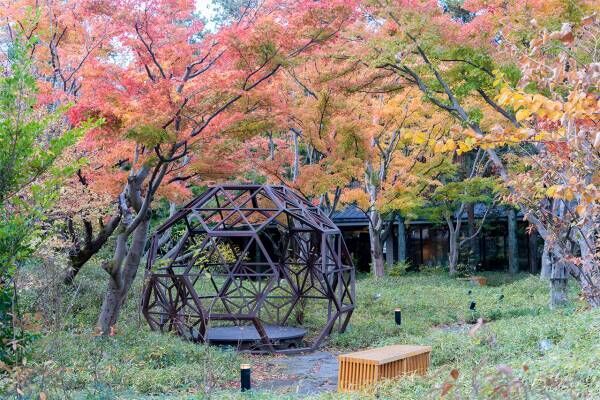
left=362, top=0, right=599, bottom=306
left=339, top=91, right=459, bottom=277
left=7, top=0, right=357, bottom=334
left=265, top=33, right=471, bottom=277
left=0, top=34, right=93, bottom=363
left=419, top=172, right=499, bottom=276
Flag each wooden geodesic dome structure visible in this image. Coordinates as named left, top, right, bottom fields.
left=141, top=184, right=355, bottom=353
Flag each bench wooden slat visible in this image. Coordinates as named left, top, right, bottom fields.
left=337, top=344, right=431, bottom=392
left=339, top=344, right=431, bottom=365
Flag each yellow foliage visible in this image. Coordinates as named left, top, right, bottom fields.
left=515, top=109, right=532, bottom=122
left=433, top=141, right=445, bottom=154
left=412, top=131, right=427, bottom=145
left=457, top=141, right=472, bottom=155
left=546, top=185, right=560, bottom=197
left=340, top=188, right=370, bottom=210
left=443, top=138, right=456, bottom=152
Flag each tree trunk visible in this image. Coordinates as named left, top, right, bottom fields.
left=65, top=246, right=102, bottom=285
left=365, top=161, right=386, bottom=278
left=467, top=203, right=479, bottom=268
left=142, top=202, right=176, bottom=260
left=445, top=214, right=461, bottom=276
left=368, top=217, right=385, bottom=278
left=448, top=224, right=459, bottom=276
left=268, top=132, right=275, bottom=160
left=507, top=208, right=518, bottom=274
left=550, top=277, right=568, bottom=308
left=579, top=258, right=600, bottom=307
left=97, top=216, right=150, bottom=334
left=577, top=222, right=600, bottom=307
left=292, top=129, right=299, bottom=182
left=397, top=217, right=406, bottom=263
left=95, top=159, right=162, bottom=335
left=540, top=240, right=552, bottom=279
left=97, top=273, right=123, bottom=333
left=549, top=256, right=568, bottom=308
left=63, top=214, right=121, bottom=285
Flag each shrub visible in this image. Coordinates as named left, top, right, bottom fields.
left=388, top=260, right=416, bottom=276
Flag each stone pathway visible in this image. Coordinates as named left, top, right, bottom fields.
left=252, top=351, right=339, bottom=395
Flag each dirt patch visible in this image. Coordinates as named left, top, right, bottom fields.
left=434, top=321, right=476, bottom=334
left=234, top=351, right=340, bottom=396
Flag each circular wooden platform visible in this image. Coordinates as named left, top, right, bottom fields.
left=206, top=325, right=306, bottom=349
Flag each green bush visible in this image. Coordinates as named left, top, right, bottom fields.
left=388, top=260, right=414, bottom=276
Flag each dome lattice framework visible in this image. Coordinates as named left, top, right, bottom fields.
left=141, top=184, right=355, bottom=353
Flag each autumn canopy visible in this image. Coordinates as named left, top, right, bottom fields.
left=1, top=0, right=598, bottom=340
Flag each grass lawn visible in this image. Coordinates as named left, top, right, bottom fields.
left=4, top=266, right=599, bottom=399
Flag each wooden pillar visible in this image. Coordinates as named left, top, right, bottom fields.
left=386, top=228, right=394, bottom=267
left=507, top=208, right=519, bottom=274
left=397, top=217, right=407, bottom=263
left=528, top=227, right=538, bottom=274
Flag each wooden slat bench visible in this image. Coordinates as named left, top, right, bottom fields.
left=337, top=344, right=431, bottom=392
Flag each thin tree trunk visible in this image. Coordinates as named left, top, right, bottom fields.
left=550, top=277, right=568, bottom=308
left=97, top=223, right=129, bottom=334
left=268, top=132, right=275, bottom=160
left=445, top=214, right=461, bottom=276
left=507, top=208, right=519, bottom=274
left=467, top=203, right=479, bottom=268
left=142, top=201, right=176, bottom=260
left=365, top=160, right=386, bottom=278
left=447, top=223, right=459, bottom=276
left=120, top=217, right=150, bottom=298
left=292, top=129, right=299, bottom=182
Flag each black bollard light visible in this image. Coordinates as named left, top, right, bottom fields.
left=469, top=301, right=476, bottom=311
left=394, top=308, right=402, bottom=325
left=240, top=364, right=251, bottom=392
left=468, top=289, right=472, bottom=295
left=498, top=294, right=504, bottom=301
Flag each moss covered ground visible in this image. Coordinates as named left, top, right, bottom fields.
left=4, top=266, right=599, bottom=399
